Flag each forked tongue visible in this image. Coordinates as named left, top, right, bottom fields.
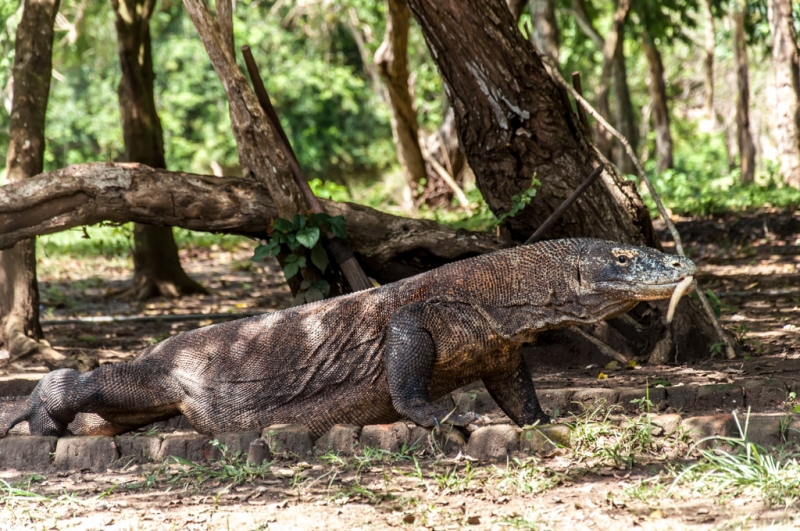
left=666, top=276, right=694, bottom=324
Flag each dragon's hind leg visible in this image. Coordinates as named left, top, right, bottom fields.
left=2, top=363, right=184, bottom=437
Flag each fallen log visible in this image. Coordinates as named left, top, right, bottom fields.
left=0, top=162, right=508, bottom=283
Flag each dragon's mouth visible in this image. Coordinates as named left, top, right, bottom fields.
left=666, top=276, right=696, bottom=323
left=651, top=275, right=691, bottom=286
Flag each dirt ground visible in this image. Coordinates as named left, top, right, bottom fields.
left=2, top=210, right=800, bottom=530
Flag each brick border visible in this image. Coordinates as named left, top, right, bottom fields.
left=3, top=411, right=797, bottom=470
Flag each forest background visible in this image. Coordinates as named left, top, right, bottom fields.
left=2, top=0, right=800, bottom=263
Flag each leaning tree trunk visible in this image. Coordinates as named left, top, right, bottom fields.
left=642, top=33, right=673, bottom=171
left=112, top=0, right=206, bottom=300
left=767, top=0, right=800, bottom=187
left=0, top=0, right=69, bottom=366
left=406, top=0, right=722, bottom=362
left=408, top=0, right=646, bottom=244
left=733, top=4, right=756, bottom=184
left=374, top=0, right=427, bottom=208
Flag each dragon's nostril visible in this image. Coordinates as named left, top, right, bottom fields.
left=672, top=261, right=681, bottom=268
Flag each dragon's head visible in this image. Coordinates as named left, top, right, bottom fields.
left=575, top=239, right=696, bottom=302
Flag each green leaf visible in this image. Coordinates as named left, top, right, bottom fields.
left=326, top=215, right=347, bottom=239
left=295, top=256, right=307, bottom=269
left=283, top=262, right=299, bottom=279
left=300, top=279, right=313, bottom=290
left=793, top=405, right=800, bottom=414
left=292, top=291, right=306, bottom=307
left=292, top=214, right=306, bottom=230
left=310, top=243, right=329, bottom=273
left=312, top=212, right=331, bottom=227
left=273, top=218, right=293, bottom=232
left=305, top=287, right=324, bottom=302
left=285, top=253, right=299, bottom=263
left=316, top=280, right=331, bottom=296
left=296, top=227, right=320, bottom=248
left=252, top=245, right=272, bottom=262
left=286, top=233, right=300, bottom=251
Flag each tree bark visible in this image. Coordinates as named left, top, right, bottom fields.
left=642, top=33, right=673, bottom=171
left=0, top=0, right=67, bottom=364
left=112, top=0, right=206, bottom=300
left=0, top=163, right=508, bottom=284
left=374, top=0, right=427, bottom=205
left=530, top=0, right=559, bottom=62
left=767, top=0, right=800, bottom=187
left=733, top=5, right=756, bottom=184
left=406, top=0, right=720, bottom=362
left=702, top=0, right=715, bottom=121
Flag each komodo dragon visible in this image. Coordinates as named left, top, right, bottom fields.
left=3, top=239, right=695, bottom=439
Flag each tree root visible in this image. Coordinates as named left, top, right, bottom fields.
left=2, top=314, right=78, bottom=369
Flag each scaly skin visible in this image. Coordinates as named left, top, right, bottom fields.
left=3, top=239, right=696, bottom=438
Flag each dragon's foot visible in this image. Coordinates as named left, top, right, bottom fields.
left=2, top=369, right=79, bottom=437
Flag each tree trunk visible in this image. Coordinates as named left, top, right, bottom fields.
left=530, top=0, right=559, bottom=62
left=0, top=163, right=509, bottom=284
left=407, top=0, right=646, bottom=243
left=112, top=0, right=206, bottom=300
left=183, top=0, right=305, bottom=220
left=767, top=0, right=800, bottom=187
left=702, top=0, right=715, bottom=121
left=642, top=33, right=673, bottom=171
left=374, top=0, right=427, bottom=207
left=406, top=0, right=721, bottom=362
left=0, top=0, right=68, bottom=365
left=733, top=5, right=756, bottom=184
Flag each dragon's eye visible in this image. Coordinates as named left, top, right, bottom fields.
left=617, top=255, right=628, bottom=264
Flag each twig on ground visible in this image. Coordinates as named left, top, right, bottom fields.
left=569, top=326, right=628, bottom=364
left=542, top=56, right=737, bottom=360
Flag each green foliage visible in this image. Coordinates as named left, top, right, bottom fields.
left=234, top=0, right=395, bottom=177
left=638, top=124, right=800, bottom=216
left=1, top=0, right=397, bottom=179
left=309, top=178, right=351, bottom=202
left=569, top=400, right=671, bottom=469
left=669, top=411, right=800, bottom=506
left=130, top=439, right=273, bottom=491
left=253, top=213, right=347, bottom=305
left=492, top=176, right=541, bottom=229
